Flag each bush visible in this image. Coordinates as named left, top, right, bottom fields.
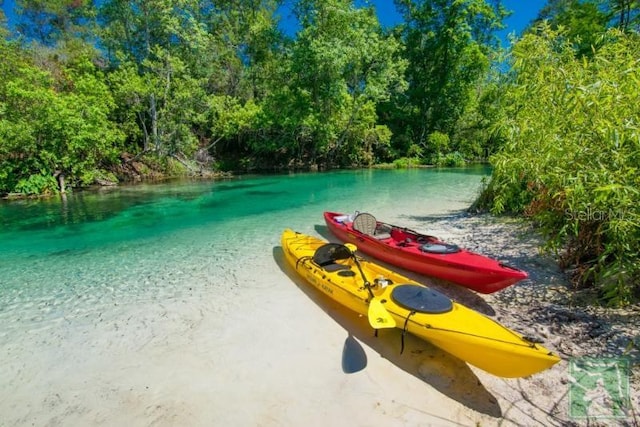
left=392, top=157, right=422, bottom=168
left=478, top=27, right=640, bottom=305
left=436, top=151, right=466, bottom=167
left=15, top=173, right=59, bottom=195
left=407, top=143, right=423, bottom=158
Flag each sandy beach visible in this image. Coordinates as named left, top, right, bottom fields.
left=1, top=210, right=638, bottom=426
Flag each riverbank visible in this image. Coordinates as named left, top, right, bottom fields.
left=402, top=212, right=639, bottom=425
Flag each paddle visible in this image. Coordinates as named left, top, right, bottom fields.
left=343, top=244, right=396, bottom=329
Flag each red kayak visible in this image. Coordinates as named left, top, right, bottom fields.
left=323, top=211, right=528, bottom=293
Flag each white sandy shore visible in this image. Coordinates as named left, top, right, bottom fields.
left=1, top=212, right=638, bottom=426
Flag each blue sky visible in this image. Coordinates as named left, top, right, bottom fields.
left=2, top=0, right=546, bottom=45
left=361, top=0, right=548, bottom=40
left=276, top=0, right=547, bottom=45
left=494, top=0, right=548, bottom=43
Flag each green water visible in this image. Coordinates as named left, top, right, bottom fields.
left=0, top=167, right=491, bottom=425
left=1, top=168, right=489, bottom=258
left=0, top=166, right=489, bottom=319
left=0, top=167, right=489, bottom=306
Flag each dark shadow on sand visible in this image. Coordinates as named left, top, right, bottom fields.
left=342, top=333, right=367, bottom=374
left=273, top=246, right=502, bottom=418
left=313, top=224, right=496, bottom=317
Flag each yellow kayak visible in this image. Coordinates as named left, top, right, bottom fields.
left=281, top=229, right=560, bottom=378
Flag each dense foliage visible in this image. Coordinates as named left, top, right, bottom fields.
left=387, top=0, right=507, bottom=162
left=260, top=0, right=407, bottom=167
left=1, top=0, right=507, bottom=191
left=477, top=25, right=639, bottom=305
left=0, top=38, right=123, bottom=195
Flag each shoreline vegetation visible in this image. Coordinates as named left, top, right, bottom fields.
left=0, top=152, right=450, bottom=201
left=422, top=213, right=639, bottom=424
left=1, top=5, right=638, bottom=299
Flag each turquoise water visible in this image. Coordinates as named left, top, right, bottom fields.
left=0, top=167, right=490, bottom=425
left=0, top=167, right=490, bottom=303
left=1, top=168, right=489, bottom=258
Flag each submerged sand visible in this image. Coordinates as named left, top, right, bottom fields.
left=1, top=211, right=638, bottom=426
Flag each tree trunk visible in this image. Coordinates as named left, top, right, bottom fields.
left=150, top=93, right=159, bottom=152
left=54, top=171, right=66, bottom=194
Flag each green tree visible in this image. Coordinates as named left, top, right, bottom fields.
left=196, top=0, right=285, bottom=168
left=604, top=0, right=640, bottom=31
left=261, top=0, right=406, bottom=167
left=0, top=38, right=123, bottom=194
left=533, top=0, right=610, bottom=57
left=391, top=0, right=507, bottom=158
left=100, top=0, right=209, bottom=157
left=0, top=2, right=8, bottom=39
left=100, top=0, right=284, bottom=170
left=15, top=0, right=97, bottom=46
left=531, top=1, right=640, bottom=48
left=198, top=0, right=282, bottom=100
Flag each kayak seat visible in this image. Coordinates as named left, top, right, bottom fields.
left=375, top=223, right=392, bottom=240
left=313, top=243, right=353, bottom=272
left=353, top=212, right=391, bottom=239
left=352, top=212, right=377, bottom=235
left=391, top=284, right=453, bottom=314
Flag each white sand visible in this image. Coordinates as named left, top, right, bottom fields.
left=0, top=282, right=510, bottom=426
left=0, top=264, right=584, bottom=426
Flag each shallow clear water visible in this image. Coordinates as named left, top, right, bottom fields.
left=0, top=167, right=490, bottom=424
left=0, top=167, right=490, bottom=332
left=1, top=168, right=487, bottom=255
